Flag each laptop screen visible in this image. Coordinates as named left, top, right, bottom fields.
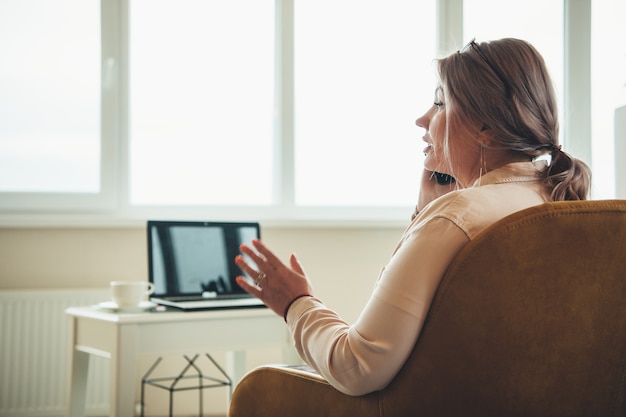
left=147, top=220, right=260, bottom=297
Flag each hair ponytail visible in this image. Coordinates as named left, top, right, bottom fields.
left=544, top=148, right=591, bottom=201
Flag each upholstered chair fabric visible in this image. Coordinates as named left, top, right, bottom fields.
left=229, top=200, right=626, bottom=417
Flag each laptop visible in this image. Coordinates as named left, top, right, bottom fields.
left=147, top=220, right=266, bottom=310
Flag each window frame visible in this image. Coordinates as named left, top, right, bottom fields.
left=0, top=0, right=119, bottom=213
left=0, top=0, right=597, bottom=227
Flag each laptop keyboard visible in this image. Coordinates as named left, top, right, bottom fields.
left=165, top=294, right=245, bottom=302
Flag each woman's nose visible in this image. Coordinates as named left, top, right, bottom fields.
left=415, top=113, right=429, bottom=129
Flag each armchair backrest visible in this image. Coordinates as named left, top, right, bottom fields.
left=380, top=200, right=626, bottom=417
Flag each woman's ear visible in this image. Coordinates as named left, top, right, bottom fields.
left=477, top=126, right=496, bottom=145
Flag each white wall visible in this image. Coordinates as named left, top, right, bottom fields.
left=0, top=225, right=403, bottom=322
left=0, top=225, right=405, bottom=416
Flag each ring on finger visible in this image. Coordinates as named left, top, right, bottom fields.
left=255, top=272, right=267, bottom=286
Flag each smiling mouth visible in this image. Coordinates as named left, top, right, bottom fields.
left=423, top=143, right=433, bottom=155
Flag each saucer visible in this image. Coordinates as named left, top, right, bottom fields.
left=95, top=300, right=157, bottom=313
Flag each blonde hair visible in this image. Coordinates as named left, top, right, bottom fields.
left=437, top=38, right=591, bottom=201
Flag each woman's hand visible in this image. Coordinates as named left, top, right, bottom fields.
left=414, top=169, right=458, bottom=217
left=235, top=239, right=314, bottom=318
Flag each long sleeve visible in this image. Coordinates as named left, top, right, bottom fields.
left=286, top=217, right=470, bottom=395
left=285, top=162, right=549, bottom=396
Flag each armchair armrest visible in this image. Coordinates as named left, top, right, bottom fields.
left=229, top=365, right=381, bottom=417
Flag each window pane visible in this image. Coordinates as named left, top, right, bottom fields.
left=591, top=0, right=625, bottom=199
left=294, top=0, right=436, bottom=206
left=130, top=0, right=275, bottom=206
left=0, top=0, right=100, bottom=193
left=463, top=0, right=564, bottom=143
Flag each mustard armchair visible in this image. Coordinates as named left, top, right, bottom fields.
left=229, top=200, right=626, bottom=417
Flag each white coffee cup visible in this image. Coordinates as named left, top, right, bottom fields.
left=110, top=281, right=155, bottom=308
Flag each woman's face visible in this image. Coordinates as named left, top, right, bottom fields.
left=416, top=85, right=482, bottom=186
left=416, top=86, right=449, bottom=174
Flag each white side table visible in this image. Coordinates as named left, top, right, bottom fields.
left=65, top=306, right=297, bottom=417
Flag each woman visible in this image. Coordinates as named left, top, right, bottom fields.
left=234, top=38, right=591, bottom=396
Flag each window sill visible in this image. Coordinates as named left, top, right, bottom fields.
left=0, top=206, right=413, bottom=229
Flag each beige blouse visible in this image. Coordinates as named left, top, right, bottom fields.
left=285, top=162, right=552, bottom=396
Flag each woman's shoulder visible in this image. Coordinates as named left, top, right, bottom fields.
left=416, top=182, right=547, bottom=240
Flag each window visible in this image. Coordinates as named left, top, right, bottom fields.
left=127, top=0, right=436, bottom=210
left=463, top=0, right=564, bottom=144
left=293, top=0, right=436, bottom=206
left=129, top=0, right=275, bottom=206
left=591, top=0, right=625, bottom=199
left=0, top=0, right=609, bottom=224
left=0, top=0, right=100, bottom=194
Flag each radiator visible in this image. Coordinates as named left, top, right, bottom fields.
left=0, top=289, right=110, bottom=417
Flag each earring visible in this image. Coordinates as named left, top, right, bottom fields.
left=478, top=142, right=487, bottom=186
